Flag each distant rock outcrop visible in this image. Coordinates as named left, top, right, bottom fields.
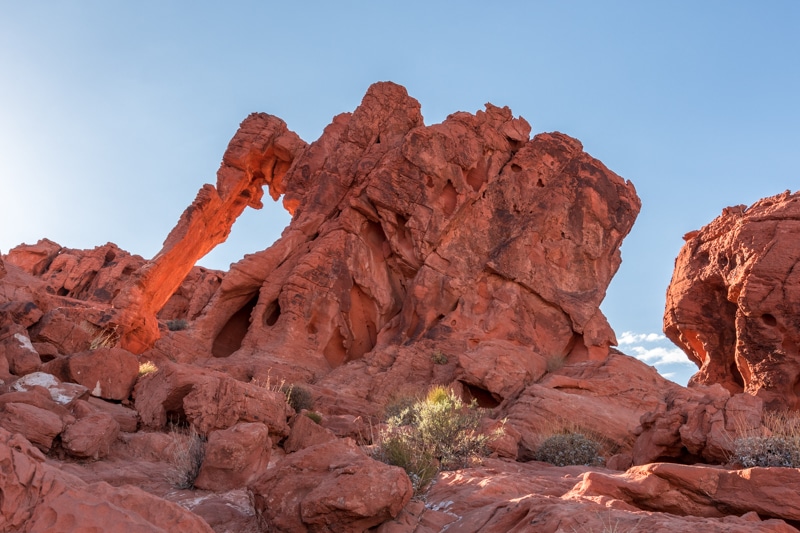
left=665, top=190, right=800, bottom=409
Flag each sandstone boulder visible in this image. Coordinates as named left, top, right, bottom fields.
left=504, top=351, right=679, bottom=459
left=249, top=438, right=412, bottom=532
left=194, top=422, right=271, bottom=491
left=11, top=371, right=89, bottom=405
left=67, top=347, right=139, bottom=400
left=86, top=396, right=139, bottom=432
left=0, top=325, right=41, bottom=376
left=666, top=191, right=800, bottom=409
left=0, top=300, right=43, bottom=329
left=284, top=412, right=337, bottom=453
left=0, top=402, right=64, bottom=452
left=182, top=375, right=291, bottom=436
left=633, top=386, right=762, bottom=465
left=4, top=238, right=62, bottom=275
left=134, top=362, right=291, bottom=436
left=61, top=411, right=120, bottom=459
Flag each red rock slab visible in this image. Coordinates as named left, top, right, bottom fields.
left=421, top=459, right=797, bottom=533
left=0, top=402, right=64, bottom=452
left=67, top=346, right=139, bottom=400
left=249, top=438, right=412, bottom=532
left=568, top=462, right=800, bottom=524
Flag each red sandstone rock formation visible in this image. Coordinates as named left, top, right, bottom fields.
left=5, top=82, right=791, bottom=532
left=181, top=82, right=640, bottom=419
left=665, top=190, right=800, bottom=409
left=112, top=114, right=307, bottom=353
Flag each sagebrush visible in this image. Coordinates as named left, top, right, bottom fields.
left=374, top=385, right=494, bottom=494
left=535, top=431, right=604, bottom=467
left=731, top=409, right=800, bottom=468
left=166, top=319, right=189, bottom=331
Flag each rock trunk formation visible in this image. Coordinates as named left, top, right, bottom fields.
left=113, top=115, right=307, bottom=353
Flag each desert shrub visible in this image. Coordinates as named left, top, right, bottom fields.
left=138, top=361, right=158, bottom=376
left=731, top=410, right=800, bottom=468
left=383, top=394, right=419, bottom=427
left=282, top=384, right=314, bottom=412
left=431, top=351, right=448, bottom=365
left=165, top=426, right=206, bottom=489
left=375, top=385, right=493, bottom=494
left=166, top=319, right=189, bottom=331
left=376, top=427, right=439, bottom=494
left=534, top=432, right=603, bottom=467
left=305, top=411, right=323, bottom=424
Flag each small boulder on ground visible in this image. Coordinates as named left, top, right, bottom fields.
left=61, top=411, right=120, bottom=459
left=249, top=438, right=412, bottom=532
left=194, top=422, right=271, bottom=491
left=68, top=347, right=139, bottom=400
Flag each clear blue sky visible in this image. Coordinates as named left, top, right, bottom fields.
left=2, top=2, right=798, bottom=385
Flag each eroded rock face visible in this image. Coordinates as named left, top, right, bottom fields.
left=665, top=191, right=800, bottom=409
left=189, top=81, right=640, bottom=409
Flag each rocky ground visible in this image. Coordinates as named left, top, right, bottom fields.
left=2, top=82, right=800, bottom=532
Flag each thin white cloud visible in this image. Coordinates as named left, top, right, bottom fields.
left=627, top=345, right=694, bottom=366
left=618, top=331, right=666, bottom=345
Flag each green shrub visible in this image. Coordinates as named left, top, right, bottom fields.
left=282, top=384, right=314, bottom=412
left=383, top=394, right=419, bottom=427
left=167, top=319, right=189, bottom=331
left=534, top=432, right=603, bottom=467
left=375, top=385, right=493, bottom=495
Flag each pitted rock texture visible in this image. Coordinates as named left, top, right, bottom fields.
left=188, top=81, right=640, bottom=408
left=665, top=190, right=800, bottom=409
